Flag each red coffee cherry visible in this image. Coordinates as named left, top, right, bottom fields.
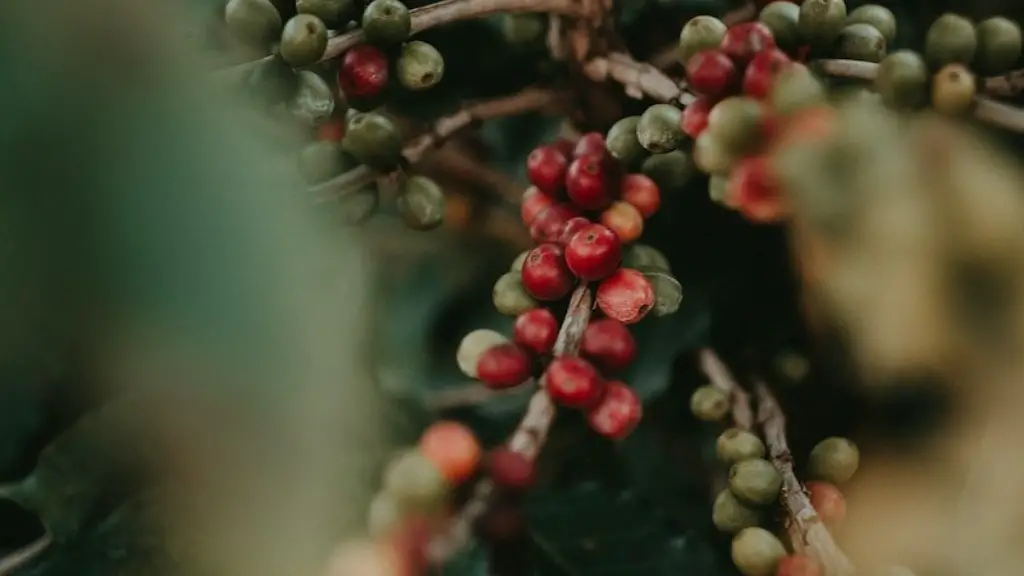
left=521, top=243, right=575, bottom=301
left=586, top=381, right=642, bottom=439
left=600, top=201, right=644, bottom=244
left=513, top=308, right=559, bottom=356
left=544, top=356, right=606, bottom=409
left=419, top=421, right=482, bottom=485
left=685, top=50, right=736, bottom=98
left=573, top=132, right=607, bottom=157
left=565, top=223, right=622, bottom=281
left=521, top=186, right=555, bottom=226
left=566, top=154, right=616, bottom=211
left=476, top=343, right=533, bottom=389
left=596, top=268, right=655, bottom=324
left=620, top=173, right=661, bottom=218
left=487, top=448, right=536, bottom=491
left=526, top=144, right=569, bottom=196
left=720, top=21, right=776, bottom=64
left=580, top=318, right=636, bottom=373
left=682, top=95, right=715, bottom=138
left=806, top=481, right=846, bottom=525
left=338, top=44, right=390, bottom=100
left=557, top=216, right=593, bottom=246
left=551, top=138, right=576, bottom=157
left=776, top=555, right=822, bottom=576
left=728, top=155, right=788, bottom=224
left=529, top=203, right=581, bottom=244
left=743, top=48, right=792, bottom=99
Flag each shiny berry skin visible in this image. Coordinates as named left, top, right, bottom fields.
left=682, top=95, right=714, bottom=138
left=529, top=203, right=581, bottom=244
left=566, top=154, right=616, bottom=210
left=728, top=155, right=788, bottom=223
left=487, top=448, right=535, bottom=490
left=316, top=119, right=346, bottom=141
left=685, top=50, right=736, bottom=98
left=776, top=554, right=822, bottom=576
left=573, top=132, right=606, bottom=157
left=720, top=22, right=776, bottom=64
left=743, top=48, right=792, bottom=99
left=806, top=481, right=846, bottom=524
left=476, top=343, right=533, bottom=389
left=513, top=308, right=559, bottom=355
left=419, top=421, right=482, bottom=485
left=526, top=145, right=569, bottom=196
left=600, top=201, right=644, bottom=244
left=544, top=356, right=605, bottom=409
left=557, top=216, right=592, bottom=245
left=564, top=223, right=622, bottom=281
left=620, top=174, right=661, bottom=218
left=586, top=381, right=642, bottom=439
left=580, top=318, right=636, bottom=373
left=338, top=44, right=389, bottom=100
left=521, top=186, right=555, bottom=226
left=596, top=268, right=655, bottom=324
left=521, top=243, right=575, bottom=300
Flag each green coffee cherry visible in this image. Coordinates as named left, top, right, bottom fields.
left=342, top=112, right=403, bottom=169
left=924, top=13, right=977, bottom=68
left=729, top=458, right=782, bottom=505
left=712, top=489, right=763, bottom=534
left=798, top=0, right=847, bottom=51
left=731, top=527, right=786, bottom=576
left=337, top=185, right=380, bottom=225
left=693, top=131, right=734, bottom=175
left=706, top=97, right=766, bottom=156
left=679, top=16, right=728, bottom=65
left=289, top=70, right=335, bottom=127
left=224, top=0, right=283, bottom=47
left=280, top=14, right=328, bottom=66
left=758, top=2, right=801, bottom=53
left=975, top=17, right=1022, bottom=74
left=510, top=250, right=530, bottom=272
left=606, top=116, right=648, bottom=169
left=457, top=329, right=508, bottom=378
left=690, top=385, right=730, bottom=422
left=708, top=173, right=730, bottom=205
left=641, top=150, right=694, bottom=193
left=807, top=437, right=859, bottom=483
left=382, top=449, right=449, bottom=513
left=397, top=176, right=445, bottom=230
left=367, top=491, right=402, bottom=537
left=836, top=23, right=886, bottom=63
left=716, top=428, right=766, bottom=464
left=622, top=244, right=671, bottom=272
left=636, top=104, right=685, bottom=154
left=245, top=54, right=298, bottom=105
left=846, top=4, right=897, bottom=45
left=298, top=141, right=347, bottom=184
left=297, top=0, right=358, bottom=29
left=931, top=63, right=976, bottom=115
left=493, top=272, right=538, bottom=316
left=362, top=0, right=411, bottom=47
left=397, top=41, right=445, bottom=91
left=875, top=50, right=929, bottom=110
left=770, top=65, right=826, bottom=116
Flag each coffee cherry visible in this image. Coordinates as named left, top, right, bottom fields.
left=638, top=267, right=683, bottom=317
left=246, top=55, right=298, bottom=106
left=290, top=71, right=335, bottom=128
left=521, top=186, right=555, bottom=226
left=530, top=203, right=582, bottom=244
left=797, top=0, right=847, bottom=52
left=586, top=381, right=642, bottom=439
left=682, top=96, right=713, bottom=138
left=712, top=488, right=763, bottom=534
left=716, top=428, right=766, bottom=464
left=297, top=0, right=357, bottom=29
left=566, top=154, right=616, bottom=210
left=419, top=421, right=482, bottom=485
left=513, top=308, right=559, bottom=356
left=544, top=356, right=605, bottom=409
left=731, top=527, right=786, bottom=576
left=298, top=140, right=346, bottom=184
left=606, top=116, right=648, bottom=169
left=706, top=96, right=770, bottom=156
left=836, top=23, right=886, bottom=63
left=709, top=173, right=731, bottom=205
left=510, top=250, right=530, bottom=272
left=776, top=554, right=822, bottom=576
left=639, top=105, right=688, bottom=155
left=487, top=448, right=535, bottom=490
left=924, top=13, right=977, bottom=69
left=477, top=342, right=533, bottom=389
left=686, top=50, right=737, bottom=99
left=729, top=458, right=782, bottom=505
left=493, top=272, right=539, bottom=316
left=521, top=243, right=575, bottom=301
left=225, top=0, right=283, bottom=47
left=770, top=65, right=826, bottom=116
left=389, top=517, right=432, bottom=576
left=693, top=132, right=733, bottom=175
left=367, top=491, right=402, bottom=537
left=397, top=175, right=445, bottom=230
left=931, top=63, right=976, bottom=115
left=362, top=0, right=411, bottom=46
left=337, top=185, right=380, bottom=225
left=596, top=268, right=655, bottom=324
left=565, top=223, right=622, bottom=281
left=806, top=481, right=846, bottom=524
left=317, top=118, right=346, bottom=142
left=557, top=216, right=592, bottom=246
left=976, top=17, right=1022, bottom=74
left=338, top=44, right=389, bottom=100
left=721, top=22, right=776, bottom=64
left=729, top=155, right=787, bottom=223
left=690, top=384, right=730, bottom=421
left=622, top=244, right=671, bottom=272
left=600, top=201, right=644, bottom=244
left=743, top=48, right=791, bottom=99
left=580, top=318, right=636, bottom=373
left=641, top=150, right=695, bottom=193
left=807, top=437, right=859, bottom=483
left=679, top=16, right=728, bottom=65
left=382, top=449, right=449, bottom=513
left=457, top=329, right=508, bottom=377
left=875, top=50, right=929, bottom=110
left=527, top=145, right=569, bottom=196
left=758, top=1, right=800, bottom=53
left=396, top=41, right=445, bottom=91
left=280, top=14, right=328, bottom=66
left=620, top=174, right=660, bottom=218
left=847, top=4, right=897, bottom=45
left=573, top=132, right=607, bottom=157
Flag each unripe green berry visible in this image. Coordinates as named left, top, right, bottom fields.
left=708, top=173, right=730, bottom=204
left=641, top=150, right=694, bottom=193
left=716, top=428, right=766, bottom=464
left=729, top=458, right=782, bottom=505
left=397, top=41, right=445, bottom=91
left=367, top=491, right=402, bottom=537
left=731, top=527, right=786, bottom=576
left=246, top=54, right=298, bottom=106
left=382, top=449, right=449, bottom=513
left=846, top=4, right=897, bottom=45
left=298, top=141, right=347, bottom=184
left=493, top=272, right=538, bottom=316
left=706, top=97, right=766, bottom=155
left=636, top=104, right=685, bottom=154
left=289, top=70, right=335, bottom=127
left=457, top=329, right=508, bottom=377
left=807, top=436, right=859, bottom=483
left=931, top=63, right=976, bottom=115
left=397, top=175, right=445, bottom=231
left=693, top=132, right=734, bottom=175
left=510, top=250, right=530, bottom=272
left=280, top=14, right=328, bottom=67
left=622, top=244, right=671, bottom=272
left=606, top=116, right=648, bottom=169
left=924, top=13, right=977, bottom=68
left=362, top=0, right=411, bottom=47
left=297, top=0, right=358, bottom=29
left=875, top=50, right=929, bottom=110
left=798, top=0, right=847, bottom=51
left=224, top=0, right=283, bottom=47
left=679, top=16, right=728, bottom=65
left=836, top=23, right=887, bottom=63
left=712, top=489, right=763, bottom=534
left=690, top=385, right=730, bottom=421
left=975, top=17, right=1022, bottom=74
left=770, top=65, right=826, bottom=117
left=342, top=112, right=403, bottom=169
left=758, top=2, right=801, bottom=52
left=337, top=186, right=380, bottom=225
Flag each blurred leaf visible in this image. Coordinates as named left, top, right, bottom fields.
left=480, top=114, right=563, bottom=182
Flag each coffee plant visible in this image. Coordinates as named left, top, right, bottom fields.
left=5, top=0, right=1024, bottom=574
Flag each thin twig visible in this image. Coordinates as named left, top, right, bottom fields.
left=983, top=69, right=1024, bottom=98
left=582, top=52, right=695, bottom=105
left=754, top=379, right=855, bottom=576
left=426, top=284, right=593, bottom=563
left=699, top=347, right=753, bottom=430
left=0, top=534, right=53, bottom=576
left=651, top=1, right=758, bottom=69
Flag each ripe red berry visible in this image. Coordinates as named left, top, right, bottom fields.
left=720, top=22, right=776, bottom=64
left=526, top=145, right=569, bottom=196
left=564, top=224, right=622, bottom=281
left=682, top=96, right=715, bottom=138
left=558, top=216, right=592, bottom=246
left=600, top=201, right=644, bottom=244
left=580, top=318, right=636, bottom=373
left=521, top=186, right=555, bottom=226
left=544, top=356, right=606, bottom=409
left=806, top=481, right=846, bottom=524
left=487, top=448, right=535, bottom=490
left=620, top=174, right=661, bottom=218
left=476, top=343, right=533, bottom=389
left=389, top=516, right=433, bottom=576
left=573, top=132, right=606, bottom=157
left=419, top=421, right=482, bottom=485
left=513, top=308, right=559, bottom=355
left=521, top=243, right=575, bottom=301
left=338, top=44, right=389, bottom=100
left=586, top=381, right=642, bottom=439
left=316, top=119, right=346, bottom=142
left=529, top=203, right=581, bottom=244
left=743, top=48, right=792, bottom=99
left=776, top=554, right=822, bottom=576
left=552, top=138, right=576, bottom=157
left=685, top=50, right=736, bottom=99
left=596, top=268, right=655, bottom=324
left=566, top=154, right=616, bottom=210
left=728, top=155, right=788, bottom=223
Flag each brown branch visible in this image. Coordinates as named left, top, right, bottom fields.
left=0, top=534, right=53, bottom=576
left=582, top=52, right=695, bottom=105
left=651, top=1, right=758, bottom=69
left=753, top=380, right=855, bottom=576
left=699, top=347, right=753, bottom=430
left=426, top=283, right=593, bottom=563
left=983, top=69, right=1024, bottom=98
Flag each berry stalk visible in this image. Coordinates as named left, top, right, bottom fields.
left=582, top=52, right=695, bottom=105
left=700, top=348, right=754, bottom=431
left=984, top=68, right=1024, bottom=97
left=0, top=534, right=53, bottom=576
